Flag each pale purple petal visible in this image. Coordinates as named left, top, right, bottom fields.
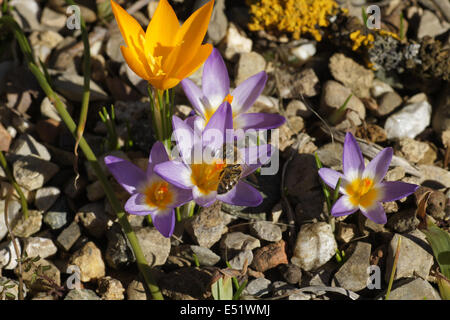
left=363, top=147, right=393, bottom=183
left=331, top=195, right=358, bottom=217
left=181, top=78, right=207, bottom=117
left=202, top=102, right=232, bottom=151
left=150, top=208, right=175, bottom=238
left=240, top=144, right=273, bottom=177
left=233, top=113, right=286, bottom=130
left=217, top=181, right=263, bottom=207
left=318, top=168, right=345, bottom=191
left=343, top=132, right=365, bottom=177
left=231, top=72, right=267, bottom=114
left=184, top=115, right=205, bottom=133
left=192, top=186, right=217, bottom=207
left=172, top=115, right=195, bottom=163
left=170, top=186, right=194, bottom=207
left=360, top=202, right=387, bottom=224
left=202, top=48, right=229, bottom=108
left=154, top=161, right=193, bottom=189
left=124, top=193, right=153, bottom=215
left=104, top=156, right=146, bottom=194
left=379, top=181, right=419, bottom=202
left=147, top=141, right=169, bottom=176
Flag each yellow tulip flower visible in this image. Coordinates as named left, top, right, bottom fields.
left=111, top=0, right=214, bottom=91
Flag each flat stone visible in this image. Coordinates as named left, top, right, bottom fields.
left=13, top=156, right=59, bottom=191
left=41, top=7, right=66, bottom=30
left=376, top=91, right=403, bottom=116
left=135, top=227, right=171, bottom=267
left=321, top=80, right=366, bottom=121
left=329, top=53, right=374, bottom=98
left=280, top=263, right=302, bottom=285
left=21, top=259, right=60, bottom=291
left=97, top=276, right=125, bottom=300
left=291, top=222, right=337, bottom=271
left=386, top=209, right=419, bottom=233
left=386, top=278, right=441, bottom=300
left=23, top=237, right=57, bottom=259
left=75, top=202, right=110, bottom=238
left=371, top=79, right=394, bottom=98
left=53, top=73, right=108, bottom=102
left=105, top=223, right=135, bottom=269
left=385, top=231, right=434, bottom=282
left=243, top=278, right=271, bottom=297
left=190, top=245, right=221, bottom=267
left=12, top=210, right=42, bottom=238
left=228, top=249, right=253, bottom=270
left=34, top=186, right=60, bottom=212
left=336, top=222, right=357, bottom=243
left=44, top=197, right=69, bottom=230
left=220, top=232, right=260, bottom=252
left=56, top=221, right=81, bottom=251
left=249, top=221, right=282, bottom=242
left=127, top=280, right=148, bottom=300
left=10, top=133, right=51, bottom=161
left=65, top=289, right=101, bottom=300
left=69, top=241, right=106, bottom=282
left=418, top=164, right=450, bottom=188
left=223, top=23, right=252, bottom=60
left=0, top=239, right=21, bottom=270
left=385, top=100, right=432, bottom=139
left=276, top=68, right=320, bottom=99
left=397, top=138, right=436, bottom=165
left=333, top=242, right=371, bottom=292
left=418, top=10, right=447, bottom=39
left=235, top=51, right=266, bottom=86
left=251, top=241, right=288, bottom=272
left=0, top=200, right=22, bottom=241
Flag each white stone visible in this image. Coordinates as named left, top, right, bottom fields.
left=384, top=100, right=432, bottom=139
left=35, top=187, right=60, bottom=212
left=371, top=79, right=394, bottom=98
left=10, top=133, right=51, bottom=161
left=223, top=23, right=252, bottom=60
left=24, top=237, right=57, bottom=259
left=290, top=43, right=317, bottom=61
left=0, top=200, right=22, bottom=242
left=0, top=239, right=21, bottom=270
left=291, top=222, right=337, bottom=271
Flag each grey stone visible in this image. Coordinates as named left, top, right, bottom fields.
left=385, top=231, right=434, bottom=282
left=329, top=53, right=374, bottom=98
left=105, top=224, right=135, bottom=269
left=13, top=156, right=59, bottom=191
left=53, top=73, right=108, bottom=102
left=22, top=259, right=60, bottom=291
left=35, top=186, right=60, bottom=212
left=220, top=232, right=261, bottom=252
left=249, top=221, right=282, bottom=242
left=289, top=292, right=312, bottom=300
left=97, top=276, right=125, bottom=300
left=44, top=200, right=68, bottom=230
left=12, top=210, right=42, bottom=238
left=29, top=30, right=64, bottom=62
left=280, top=263, right=302, bottom=285
left=65, top=289, right=101, bottom=300
left=23, top=237, right=57, bottom=259
left=235, top=52, right=266, bottom=86
left=376, top=91, right=403, bottom=116
left=190, top=245, right=221, bottom=266
left=0, top=200, right=21, bottom=241
left=41, top=7, right=66, bottom=30
left=418, top=10, right=448, bottom=39
left=276, top=68, right=320, bottom=98
left=10, top=133, right=51, bottom=161
left=386, top=278, right=441, bottom=300
left=75, top=202, right=110, bottom=238
left=228, top=249, right=253, bottom=270
left=321, top=80, right=366, bottom=121
left=333, top=242, right=371, bottom=292
left=243, top=278, right=271, bottom=297
left=0, top=277, right=27, bottom=300
left=40, top=96, right=61, bottom=121
left=271, top=281, right=298, bottom=297
left=203, top=0, right=227, bottom=44
left=386, top=209, right=419, bottom=233
left=418, top=165, right=450, bottom=189
left=291, top=222, right=337, bottom=271
left=86, top=180, right=105, bottom=201
left=135, top=227, right=171, bottom=267
left=127, top=280, right=148, bottom=300
left=0, top=239, right=21, bottom=270
left=56, top=221, right=81, bottom=251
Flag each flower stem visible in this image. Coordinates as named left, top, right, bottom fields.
left=2, top=16, right=163, bottom=300
left=385, top=236, right=402, bottom=300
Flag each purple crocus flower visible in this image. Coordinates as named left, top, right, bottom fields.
left=154, top=102, right=273, bottom=207
left=318, top=132, right=419, bottom=224
left=104, top=141, right=192, bottom=237
left=181, top=48, right=285, bottom=131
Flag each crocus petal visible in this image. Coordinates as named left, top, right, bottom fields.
left=154, top=161, right=193, bottom=189
left=150, top=208, right=175, bottom=238
left=172, top=115, right=195, bottom=163
left=379, top=181, right=419, bottom=202
left=240, top=144, right=273, bottom=177
left=125, top=193, right=153, bottom=215
left=318, top=168, right=346, bottom=191
left=104, top=156, right=146, bottom=194
left=181, top=79, right=208, bottom=117
left=343, top=132, right=365, bottom=178
left=360, top=202, right=387, bottom=224
left=203, top=102, right=232, bottom=151
left=147, top=141, right=169, bottom=176
left=217, top=181, right=263, bottom=207
left=185, top=115, right=205, bottom=134
left=363, top=147, right=393, bottom=184
left=233, top=113, right=286, bottom=131
left=170, top=186, right=194, bottom=207
left=202, top=48, right=229, bottom=108
left=192, top=186, right=217, bottom=207
left=231, top=71, right=267, bottom=115
left=144, top=0, right=179, bottom=55
left=331, top=195, right=358, bottom=217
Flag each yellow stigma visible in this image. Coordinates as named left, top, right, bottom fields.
left=191, top=161, right=225, bottom=194
left=345, top=177, right=378, bottom=208
left=145, top=181, right=172, bottom=209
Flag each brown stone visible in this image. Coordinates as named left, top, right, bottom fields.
left=0, top=124, right=12, bottom=152
left=251, top=240, right=288, bottom=272
left=36, top=118, right=61, bottom=144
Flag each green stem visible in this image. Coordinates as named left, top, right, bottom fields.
left=385, top=236, right=401, bottom=300
left=0, top=151, right=28, bottom=219
left=1, top=16, right=163, bottom=300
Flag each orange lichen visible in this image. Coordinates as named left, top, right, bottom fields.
left=247, top=0, right=339, bottom=41
left=349, top=30, right=374, bottom=51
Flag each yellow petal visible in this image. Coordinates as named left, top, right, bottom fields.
left=145, top=0, right=180, bottom=57
left=175, top=43, right=212, bottom=80
left=120, top=46, right=151, bottom=81
left=110, top=0, right=145, bottom=50
left=164, top=0, right=214, bottom=75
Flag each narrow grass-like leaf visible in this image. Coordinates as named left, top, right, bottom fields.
left=233, top=279, right=248, bottom=300
left=385, top=236, right=401, bottom=300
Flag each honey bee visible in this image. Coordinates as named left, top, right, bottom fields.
left=217, top=143, right=243, bottom=195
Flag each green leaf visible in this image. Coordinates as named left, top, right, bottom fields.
left=437, top=276, right=450, bottom=300
left=211, top=277, right=233, bottom=300
left=5, top=292, right=16, bottom=300
left=421, top=220, right=450, bottom=279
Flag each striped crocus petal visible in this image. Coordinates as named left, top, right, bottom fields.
left=342, top=132, right=365, bottom=179
left=147, top=141, right=169, bottom=176
left=318, top=168, right=346, bottom=193
left=192, top=186, right=217, bottom=207
left=202, top=102, right=232, bottom=151
left=150, top=208, right=175, bottom=238
left=104, top=155, right=146, bottom=195
left=362, top=147, right=393, bottom=184
left=231, top=71, right=267, bottom=115
left=153, top=160, right=194, bottom=189
left=331, top=195, right=358, bottom=217
left=202, top=47, right=230, bottom=108
left=172, top=115, right=196, bottom=164
left=239, top=144, right=273, bottom=178
left=217, top=181, right=262, bottom=207
left=233, top=112, right=286, bottom=131
left=181, top=78, right=208, bottom=117
left=379, top=181, right=419, bottom=202
left=360, top=202, right=387, bottom=224
left=125, top=193, right=154, bottom=215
